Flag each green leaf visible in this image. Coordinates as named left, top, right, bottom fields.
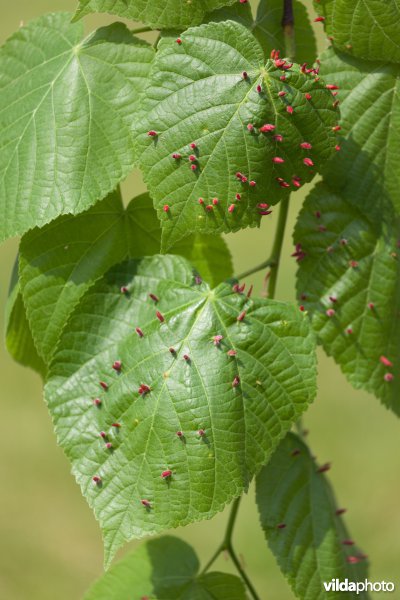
left=44, top=254, right=317, bottom=565
left=19, top=189, right=232, bottom=365
left=254, top=0, right=317, bottom=63
left=256, top=433, right=370, bottom=600
left=137, top=20, right=339, bottom=249
left=73, top=0, right=238, bottom=29
left=205, top=1, right=254, bottom=28
left=318, top=48, right=400, bottom=214
left=294, top=183, right=400, bottom=415
left=5, top=261, right=46, bottom=377
left=84, top=535, right=247, bottom=599
left=0, top=13, right=154, bottom=242
left=314, top=0, right=400, bottom=62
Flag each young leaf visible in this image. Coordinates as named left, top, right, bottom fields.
left=137, top=20, right=339, bottom=249
left=314, top=0, right=400, bottom=63
left=44, top=254, right=317, bottom=565
left=84, top=535, right=247, bottom=599
left=5, top=265, right=46, bottom=377
left=318, top=48, right=400, bottom=214
left=19, top=190, right=232, bottom=365
left=0, top=13, right=154, bottom=242
left=294, top=183, right=400, bottom=415
left=256, top=433, right=369, bottom=599
left=254, top=0, right=317, bottom=63
left=73, top=0, right=238, bottom=29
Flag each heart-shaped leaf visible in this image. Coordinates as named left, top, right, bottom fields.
left=0, top=13, right=154, bottom=242
left=45, top=254, right=317, bottom=565
left=314, top=0, right=400, bottom=63
left=294, top=183, right=400, bottom=414
left=254, top=0, right=317, bottom=63
left=19, top=190, right=232, bottom=365
left=84, top=535, right=247, bottom=599
left=137, top=20, right=339, bottom=249
left=318, top=48, right=400, bottom=214
left=73, top=0, right=238, bottom=29
left=256, top=433, right=369, bottom=599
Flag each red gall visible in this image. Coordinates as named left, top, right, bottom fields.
left=317, top=463, right=331, bottom=473
left=260, top=123, right=275, bottom=133
left=156, top=310, right=165, bottom=323
left=232, top=375, right=240, bottom=388
left=161, top=470, right=172, bottom=479
left=112, top=361, right=122, bottom=371
left=380, top=355, right=393, bottom=367
left=136, top=327, right=144, bottom=338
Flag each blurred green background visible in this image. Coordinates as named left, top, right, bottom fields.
left=1, top=1, right=399, bottom=599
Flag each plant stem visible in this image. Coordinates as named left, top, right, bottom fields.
left=282, top=0, right=296, bottom=60
left=236, top=258, right=276, bottom=281
left=267, top=196, right=290, bottom=298
left=130, top=25, right=153, bottom=34
left=202, top=6, right=294, bottom=597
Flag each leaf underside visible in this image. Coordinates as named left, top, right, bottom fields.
left=138, top=20, right=339, bottom=249
left=18, top=189, right=232, bottom=366
left=256, top=433, right=369, bottom=600
left=0, top=13, right=154, bottom=242
left=73, top=0, right=238, bottom=29
left=44, top=254, right=316, bottom=565
left=315, top=0, right=400, bottom=63
left=5, top=270, right=46, bottom=377
left=84, top=535, right=247, bottom=599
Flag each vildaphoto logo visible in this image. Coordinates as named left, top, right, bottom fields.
left=323, top=579, right=395, bottom=594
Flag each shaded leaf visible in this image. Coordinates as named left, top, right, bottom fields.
left=44, top=254, right=317, bottom=564
left=314, top=0, right=400, bottom=63
left=254, top=0, right=317, bottom=63
left=294, top=183, right=400, bottom=415
left=73, top=0, right=238, bottom=29
left=318, top=48, right=400, bottom=214
left=19, top=190, right=232, bottom=364
left=256, top=433, right=370, bottom=599
left=0, top=13, right=154, bottom=242
left=137, top=20, right=339, bottom=249
left=205, top=1, right=254, bottom=27
left=5, top=261, right=46, bottom=377
left=84, top=535, right=247, bottom=599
